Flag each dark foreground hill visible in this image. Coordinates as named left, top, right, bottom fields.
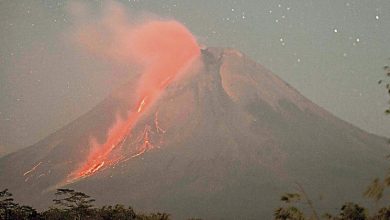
left=0, top=47, right=388, bottom=219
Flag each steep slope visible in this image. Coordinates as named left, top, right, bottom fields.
left=0, top=48, right=388, bottom=219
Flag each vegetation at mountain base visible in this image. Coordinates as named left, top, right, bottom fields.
left=2, top=185, right=389, bottom=220
left=378, top=62, right=390, bottom=115
left=0, top=188, right=175, bottom=220
left=274, top=188, right=390, bottom=220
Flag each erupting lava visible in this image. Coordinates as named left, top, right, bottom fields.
left=132, top=125, right=154, bottom=158
left=23, top=161, right=43, bottom=176
left=155, top=111, right=166, bottom=134
left=69, top=20, right=200, bottom=181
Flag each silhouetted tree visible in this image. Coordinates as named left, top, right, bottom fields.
left=274, top=183, right=321, bottom=220
left=98, top=204, right=136, bottom=220
left=324, top=203, right=368, bottom=220
left=137, top=212, right=171, bottom=220
left=0, top=189, right=18, bottom=220
left=274, top=206, right=305, bottom=220
left=364, top=62, right=390, bottom=208
left=0, top=188, right=185, bottom=219
left=274, top=192, right=307, bottom=220
left=0, top=189, right=41, bottom=220
left=41, top=207, right=70, bottom=220
left=52, top=188, right=96, bottom=220
left=378, top=63, right=390, bottom=114
left=13, top=205, right=41, bottom=220
left=371, top=206, right=390, bottom=220
left=365, top=177, right=388, bottom=203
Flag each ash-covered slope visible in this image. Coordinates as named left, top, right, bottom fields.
left=0, top=48, right=388, bottom=219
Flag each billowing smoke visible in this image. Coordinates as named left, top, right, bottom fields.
left=67, top=1, right=200, bottom=181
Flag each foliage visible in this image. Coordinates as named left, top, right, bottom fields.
left=274, top=183, right=390, bottom=220
left=338, top=203, right=368, bottom=220
left=0, top=189, right=17, bottom=219
left=274, top=206, right=306, bottom=220
left=276, top=193, right=305, bottom=220
left=0, top=188, right=179, bottom=220
left=136, top=212, right=171, bottom=220
left=378, top=63, right=390, bottom=114
left=371, top=206, right=390, bottom=220
left=0, top=188, right=41, bottom=220
left=366, top=63, right=390, bottom=204
left=275, top=183, right=321, bottom=220
left=364, top=178, right=387, bottom=202
left=52, top=188, right=95, bottom=219
left=324, top=203, right=368, bottom=220
left=98, top=204, right=136, bottom=220
left=275, top=189, right=390, bottom=220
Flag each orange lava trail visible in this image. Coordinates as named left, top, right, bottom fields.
left=132, top=125, right=154, bottom=158
left=72, top=97, right=146, bottom=179
left=23, top=161, right=42, bottom=176
left=155, top=111, right=166, bottom=134
left=69, top=20, right=200, bottom=181
left=137, top=97, right=148, bottom=113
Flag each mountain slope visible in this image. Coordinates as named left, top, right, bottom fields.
left=0, top=47, right=388, bottom=219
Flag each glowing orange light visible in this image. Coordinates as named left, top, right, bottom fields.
left=23, top=162, right=42, bottom=176
left=83, top=161, right=105, bottom=177
left=154, top=111, right=166, bottom=134
left=69, top=19, right=200, bottom=181
left=132, top=125, right=154, bottom=158
left=137, top=97, right=148, bottom=113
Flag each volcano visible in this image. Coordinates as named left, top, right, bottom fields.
left=0, top=48, right=388, bottom=219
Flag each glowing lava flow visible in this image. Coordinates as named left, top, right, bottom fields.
left=71, top=95, right=154, bottom=180
left=23, top=161, right=43, bottom=182
left=132, top=125, right=154, bottom=158
left=23, top=162, right=42, bottom=176
left=137, top=97, right=148, bottom=113
left=155, top=111, right=166, bottom=134
left=69, top=20, right=200, bottom=181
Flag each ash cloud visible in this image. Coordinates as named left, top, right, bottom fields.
left=66, top=1, right=200, bottom=181
left=68, top=1, right=200, bottom=94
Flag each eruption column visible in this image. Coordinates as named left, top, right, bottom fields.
left=70, top=20, right=200, bottom=181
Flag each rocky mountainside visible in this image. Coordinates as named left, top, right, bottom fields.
left=0, top=48, right=388, bottom=219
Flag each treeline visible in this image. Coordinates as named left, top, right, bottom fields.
left=0, top=188, right=190, bottom=220
left=275, top=192, right=390, bottom=220
left=274, top=172, right=390, bottom=220
left=2, top=186, right=390, bottom=220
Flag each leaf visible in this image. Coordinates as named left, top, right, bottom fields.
left=364, top=178, right=384, bottom=201
left=384, top=173, right=390, bottom=186
left=280, top=193, right=301, bottom=203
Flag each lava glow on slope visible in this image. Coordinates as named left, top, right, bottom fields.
left=68, top=20, right=200, bottom=182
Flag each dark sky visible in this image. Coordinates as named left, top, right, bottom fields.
left=1, top=0, right=390, bottom=155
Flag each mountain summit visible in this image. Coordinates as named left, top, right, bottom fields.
left=0, top=48, right=388, bottom=219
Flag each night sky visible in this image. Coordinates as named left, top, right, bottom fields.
left=1, top=0, right=389, bottom=155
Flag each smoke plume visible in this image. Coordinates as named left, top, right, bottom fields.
left=67, top=1, right=200, bottom=181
